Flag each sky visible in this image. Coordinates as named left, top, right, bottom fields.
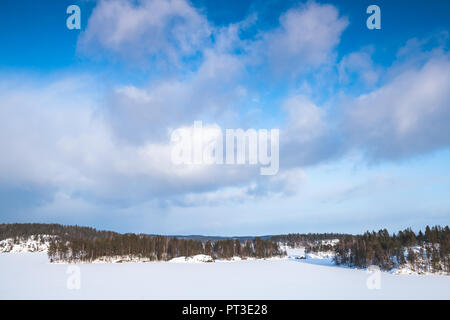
left=0, top=0, right=449, bottom=235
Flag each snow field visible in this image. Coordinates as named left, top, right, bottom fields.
left=1, top=252, right=449, bottom=299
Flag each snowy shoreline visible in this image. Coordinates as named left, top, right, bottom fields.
left=2, top=248, right=448, bottom=276
left=2, top=236, right=449, bottom=276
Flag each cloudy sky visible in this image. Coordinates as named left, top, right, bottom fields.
left=0, top=0, right=449, bottom=235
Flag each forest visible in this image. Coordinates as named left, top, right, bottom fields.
left=271, top=226, right=450, bottom=273
left=332, top=226, right=450, bottom=273
left=271, top=232, right=350, bottom=247
left=0, top=223, right=283, bottom=262
left=2, top=223, right=449, bottom=272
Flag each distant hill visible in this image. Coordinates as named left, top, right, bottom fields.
left=0, top=223, right=283, bottom=263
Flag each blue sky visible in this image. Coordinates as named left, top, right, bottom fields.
left=0, top=0, right=449, bottom=235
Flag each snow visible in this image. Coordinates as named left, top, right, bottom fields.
left=392, top=264, right=449, bottom=276
left=321, top=239, right=339, bottom=246
left=396, top=245, right=450, bottom=275
left=302, top=251, right=335, bottom=267
left=79, top=256, right=153, bottom=264
left=283, top=246, right=305, bottom=258
left=1, top=252, right=449, bottom=299
left=305, top=251, right=335, bottom=260
left=281, top=245, right=336, bottom=266
left=0, top=235, right=54, bottom=253
left=169, top=254, right=214, bottom=263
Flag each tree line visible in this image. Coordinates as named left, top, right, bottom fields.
left=271, top=233, right=350, bottom=247
left=333, top=226, right=450, bottom=273
left=48, top=235, right=282, bottom=262
left=0, top=223, right=283, bottom=262
left=0, top=223, right=116, bottom=242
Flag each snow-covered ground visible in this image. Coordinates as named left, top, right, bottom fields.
left=169, top=254, right=214, bottom=263
left=282, top=245, right=336, bottom=266
left=1, top=252, right=450, bottom=299
left=0, top=235, right=54, bottom=253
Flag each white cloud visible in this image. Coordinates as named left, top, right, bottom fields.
left=283, top=95, right=326, bottom=142
left=78, top=0, right=211, bottom=65
left=0, top=75, right=301, bottom=209
left=3, top=0, right=450, bottom=232
left=344, top=55, right=450, bottom=160
left=279, top=94, right=340, bottom=167
left=79, top=0, right=348, bottom=78
left=173, top=167, right=307, bottom=207
left=259, top=1, right=348, bottom=76
left=338, top=48, right=381, bottom=87
left=105, top=49, right=246, bottom=143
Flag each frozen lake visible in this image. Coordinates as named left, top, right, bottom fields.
left=1, top=253, right=449, bottom=299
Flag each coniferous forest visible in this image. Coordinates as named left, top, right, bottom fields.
left=272, top=226, right=450, bottom=274
left=332, top=226, right=450, bottom=273
left=271, top=233, right=350, bottom=247
left=0, top=223, right=283, bottom=262
left=1, top=223, right=449, bottom=273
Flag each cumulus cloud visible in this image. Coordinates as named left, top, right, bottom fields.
left=344, top=55, right=450, bottom=160
left=283, top=95, right=327, bottom=142
left=78, top=0, right=348, bottom=78
left=2, top=0, right=450, bottom=231
left=270, top=40, right=450, bottom=167
left=338, top=47, right=381, bottom=87
left=172, top=167, right=307, bottom=207
left=258, top=1, right=348, bottom=76
left=78, top=0, right=211, bottom=65
left=280, top=95, right=341, bottom=167
left=104, top=49, right=246, bottom=143
left=0, top=75, right=302, bottom=212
